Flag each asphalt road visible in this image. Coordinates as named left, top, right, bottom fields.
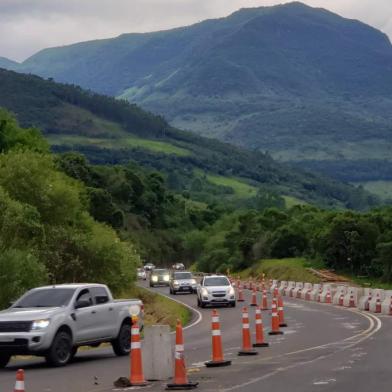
left=0, top=281, right=389, bottom=391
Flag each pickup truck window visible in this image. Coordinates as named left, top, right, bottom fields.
left=76, top=289, right=93, bottom=307
left=13, top=288, right=76, bottom=308
left=91, top=287, right=110, bottom=304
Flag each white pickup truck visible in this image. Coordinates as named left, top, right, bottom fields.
left=0, top=283, right=143, bottom=367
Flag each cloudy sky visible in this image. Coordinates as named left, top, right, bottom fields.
left=1, top=0, right=391, bottom=62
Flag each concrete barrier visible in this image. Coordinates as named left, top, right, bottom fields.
left=381, top=290, right=392, bottom=315
left=302, top=283, right=313, bottom=300
left=292, top=282, right=304, bottom=298
left=278, top=281, right=288, bottom=295
left=309, top=284, right=322, bottom=301
left=319, top=284, right=334, bottom=303
left=358, top=288, right=372, bottom=311
left=333, top=286, right=348, bottom=305
left=270, top=279, right=279, bottom=293
left=369, top=289, right=385, bottom=312
left=343, top=287, right=363, bottom=307
left=143, top=325, right=173, bottom=380
left=284, top=281, right=296, bottom=296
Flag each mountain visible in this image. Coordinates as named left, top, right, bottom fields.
left=6, top=2, right=392, bottom=190
left=0, top=67, right=378, bottom=210
left=0, top=56, right=18, bottom=69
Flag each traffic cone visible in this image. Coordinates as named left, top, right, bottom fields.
left=365, top=292, right=372, bottom=311
left=318, top=287, right=322, bottom=302
left=269, top=299, right=284, bottom=335
left=14, top=369, right=25, bottom=392
left=277, top=296, right=288, bottom=328
left=129, top=318, right=148, bottom=386
left=167, top=320, right=198, bottom=390
left=273, top=287, right=279, bottom=298
left=260, top=289, right=269, bottom=310
left=349, top=294, right=355, bottom=308
left=305, top=289, right=311, bottom=301
left=253, top=307, right=269, bottom=347
left=338, top=292, right=344, bottom=306
left=325, top=290, right=332, bottom=304
left=205, top=310, right=231, bottom=367
left=237, top=286, right=245, bottom=302
left=238, top=307, right=258, bottom=356
left=389, top=297, right=392, bottom=316
left=249, top=281, right=253, bottom=290
left=375, top=295, right=381, bottom=313
left=296, top=288, right=302, bottom=299
left=250, top=288, right=257, bottom=306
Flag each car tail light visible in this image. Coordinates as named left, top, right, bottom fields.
left=140, top=303, right=144, bottom=316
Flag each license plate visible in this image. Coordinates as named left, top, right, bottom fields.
left=0, top=336, right=15, bottom=342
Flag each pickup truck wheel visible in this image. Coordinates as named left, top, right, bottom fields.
left=112, top=323, right=131, bottom=356
left=0, top=354, right=10, bottom=368
left=46, top=331, right=72, bottom=367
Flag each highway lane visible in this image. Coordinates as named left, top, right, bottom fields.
left=0, top=281, right=386, bottom=391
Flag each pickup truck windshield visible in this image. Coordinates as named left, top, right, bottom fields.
left=13, top=288, right=76, bottom=308
left=204, top=277, right=230, bottom=286
left=174, top=272, right=192, bottom=279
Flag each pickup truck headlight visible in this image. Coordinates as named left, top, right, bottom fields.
left=173, top=280, right=179, bottom=287
left=163, top=275, right=170, bottom=282
left=152, top=275, right=158, bottom=282
left=201, top=288, right=209, bottom=297
left=31, top=319, right=50, bottom=330
left=228, top=287, right=235, bottom=296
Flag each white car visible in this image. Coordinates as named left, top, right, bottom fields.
left=196, top=275, right=236, bottom=308
left=137, top=268, right=147, bottom=280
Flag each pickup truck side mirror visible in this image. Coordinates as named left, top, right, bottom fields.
left=75, top=299, right=91, bottom=309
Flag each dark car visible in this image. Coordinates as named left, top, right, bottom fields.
left=149, top=269, right=170, bottom=287
left=169, top=271, right=197, bottom=294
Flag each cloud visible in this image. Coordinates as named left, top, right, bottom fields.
left=0, top=0, right=391, bottom=62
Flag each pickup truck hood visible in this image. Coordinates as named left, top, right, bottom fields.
left=0, top=307, right=61, bottom=321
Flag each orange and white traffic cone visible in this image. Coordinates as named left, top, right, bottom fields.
left=389, top=298, right=392, bottom=316
left=338, top=293, right=344, bottom=306
left=237, top=286, right=245, bottom=302
left=14, top=369, right=25, bottom=392
left=250, top=288, right=257, bottom=307
left=253, top=307, right=269, bottom=347
left=269, top=299, right=284, bottom=335
left=129, top=318, right=148, bottom=386
left=277, top=296, right=287, bottom=328
left=249, top=281, right=253, bottom=290
left=296, top=288, right=302, bottom=299
left=305, top=289, right=311, bottom=301
left=365, top=293, right=372, bottom=311
left=260, top=289, right=269, bottom=310
left=167, top=320, right=198, bottom=390
left=318, top=287, right=322, bottom=302
left=238, top=307, right=258, bottom=356
left=375, top=295, right=381, bottom=313
left=273, top=287, right=279, bottom=298
left=349, top=294, right=355, bottom=308
left=205, top=310, right=231, bottom=367
left=325, top=290, right=332, bottom=304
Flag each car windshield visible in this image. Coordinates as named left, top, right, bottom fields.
left=204, top=277, right=230, bottom=286
left=154, top=269, right=169, bottom=275
left=174, top=272, right=192, bottom=280
left=13, top=288, right=76, bottom=308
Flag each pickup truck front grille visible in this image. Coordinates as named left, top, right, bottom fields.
left=0, top=321, right=33, bottom=333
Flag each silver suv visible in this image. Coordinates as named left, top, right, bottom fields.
left=196, top=275, right=236, bottom=308
left=169, top=271, right=197, bottom=294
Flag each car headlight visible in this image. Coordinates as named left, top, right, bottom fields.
left=163, top=275, right=170, bottom=282
left=173, top=280, right=179, bottom=286
left=228, top=287, right=235, bottom=296
left=31, top=319, right=50, bottom=330
left=190, top=279, right=196, bottom=285
left=152, top=275, right=158, bottom=282
left=201, top=288, right=209, bottom=297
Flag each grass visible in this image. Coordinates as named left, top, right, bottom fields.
left=48, top=134, right=191, bottom=156
left=283, top=195, right=307, bottom=208
left=355, top=181, right=392, bottom=201
left=338, top=273, right=392, bottom=290
left=122, top=286, right=191, bottom=330
left=204, top=173, right=258, bottom=198
left=237, top=258, right=323, bottom=283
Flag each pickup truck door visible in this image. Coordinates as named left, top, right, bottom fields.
left=90, top=286, right=117, bottom=338
left=73, top=289, right=100, bottom=343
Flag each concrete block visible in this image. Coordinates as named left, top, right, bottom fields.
left=302, top=283, right=313, bottom=299
left=343, top=287, right=363, bottom=307
left=292, top=282, right=304, bottom=298
left=143, top=325, right=173, bottom=381
left=381, top=290, right=392, bottom=315
left=309, top=284, right=322, bottom=301
left=333, top=286, right=348, bottom=305
left=284, top=281, right=296, bottom=296
left=278, top=281, right=288, bottom=295
left=320, top=284, right=335, bottom=303
left=358, top=288, right=372, bottom=310
left=369, top=289, right=385, bottom=312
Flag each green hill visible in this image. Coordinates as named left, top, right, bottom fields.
left=0, top=68, right=378, bottom=210
left=7, top=2, right=392, bottom=184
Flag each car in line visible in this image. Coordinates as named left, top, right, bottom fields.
left=196, top=275, right=236, bottom=308
left=172, top=262, right=185, bottom=270
left=0, top=284, right=143, bottom=368
left=137, top=268, right=147, bottom=280
left=149, top=268, right=170, bottom=287
left=169, top=271, right=197, bottom=294
left=143, top=263, right=155, bottom=271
